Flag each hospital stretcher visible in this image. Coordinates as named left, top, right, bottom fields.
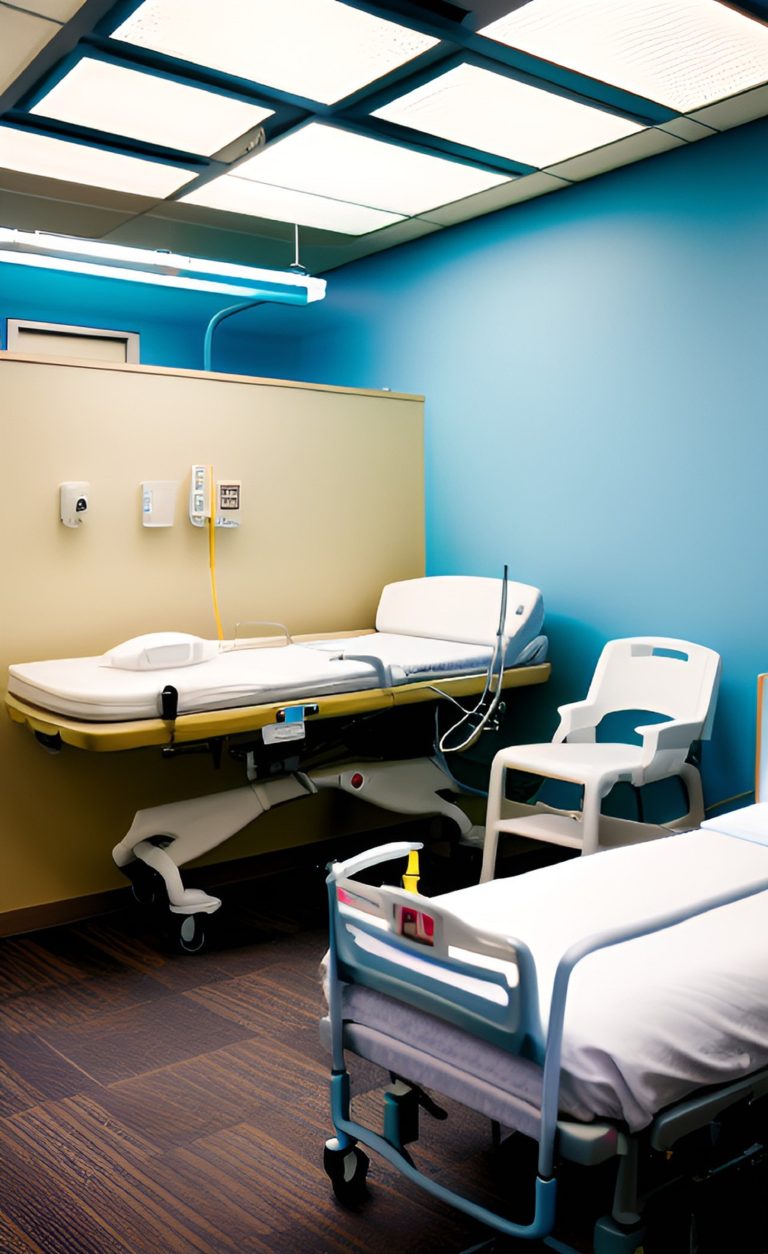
left=4, top=574, right=550, bottom=951
left=322, top=808, right=768, bottom=1253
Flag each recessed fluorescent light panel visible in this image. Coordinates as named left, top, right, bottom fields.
left=478, top=0, right=768, bottom=114
left=0, top=228, right=326, bottom=301
left=180, top=175, right=404, bottom=236
left=373, top=63, right=644, bottom=168
left=30, top=57, right=273, bottom=156
left=112, top=0, right=439, bottom=105
left=0, top=125, right=195, bottom=197
left=230, top=123, right=509, bottom=218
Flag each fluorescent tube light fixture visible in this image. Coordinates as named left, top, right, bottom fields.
left=112, top=0, right=438, bottom=105
left=373, top=63, right=644, bottom=168
left=478, top=0, right=768, bottom=114
left=30, top=57, right=273, bottom=156
left=180, top=174, right=404, bottom=236
left=0, top=229, right=326, bottom=302
left=229, top=123, right=509, bottom=218
left=0, top=124, right=195, bottom=197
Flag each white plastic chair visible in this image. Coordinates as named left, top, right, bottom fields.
left=480, top=637, right=721, bottom=882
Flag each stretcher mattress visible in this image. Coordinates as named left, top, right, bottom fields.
left=6, top=575, right=547, bottom=723
left=6, top=635, right=546, bottom=723
left=338, top=826, right=768, bottom=1131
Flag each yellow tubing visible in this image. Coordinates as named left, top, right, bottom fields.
left=402, top=849, right=420, bottom=894
left=208, top=466, right=224, bottom=641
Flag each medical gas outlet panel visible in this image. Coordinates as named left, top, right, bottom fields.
left=189, top=465, right=241, bottom=528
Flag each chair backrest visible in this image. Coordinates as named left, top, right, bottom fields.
left=583, top=637, right=721, bottom=739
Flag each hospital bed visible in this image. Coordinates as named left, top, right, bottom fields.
left=322, top=807, right=768, bottom=1253
left=4, top=574, right=549, bottom=950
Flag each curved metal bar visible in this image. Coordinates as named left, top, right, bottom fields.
left=203, top=298, right=265, bottom=371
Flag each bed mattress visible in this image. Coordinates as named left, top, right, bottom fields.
left=338, top=826, right=768, bottom=1131
left=6, top=634, right=537, bottom=722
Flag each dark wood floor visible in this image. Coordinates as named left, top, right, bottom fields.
left=1, top=845, right=766, bottom=1254
left=0, top=846, right=530, bottom=1254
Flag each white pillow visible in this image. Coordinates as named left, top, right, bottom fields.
left=105, top=632, right=219, bottom=671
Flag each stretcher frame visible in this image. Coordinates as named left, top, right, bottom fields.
left=4, top=661, right=550, bottom=951
left=323, top=840, right=768, bottom=1252
left=4, top=661, right=550, bottom=752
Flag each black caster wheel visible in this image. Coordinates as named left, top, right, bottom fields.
left=323, top=1140, right=369, bottom=1206
left=178, top=913, right=207, bottom=954
left=126, top=860, right=164, bottom=907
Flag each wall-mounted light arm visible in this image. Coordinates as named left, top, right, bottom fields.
left=203, top=298, right=265, bottom=371
left=0, top=228, right=327, bottom=303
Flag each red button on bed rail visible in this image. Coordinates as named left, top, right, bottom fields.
left=349, top=772, right=364, bottom=789
left=397, top=906, right=435, bottom=945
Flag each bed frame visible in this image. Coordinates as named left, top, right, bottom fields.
left=323, top=842, right=768, bottom=1253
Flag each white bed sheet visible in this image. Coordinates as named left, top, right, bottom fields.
left=341, top=829, right=768, bottom=1131
left=7, top=645, right=375, bottom=721
left=304, top=632, right=496, bottom=681
left=7, top=633, right=536, bottom=722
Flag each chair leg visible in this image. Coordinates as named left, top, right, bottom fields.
left=580, top=786, right=602, bottom=855
left=675, top=763, right=705, bottom=828
left=480, top=756, right=507, bottom=883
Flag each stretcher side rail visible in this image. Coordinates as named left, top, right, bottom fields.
left=324, top=842, right=768, bottom=1246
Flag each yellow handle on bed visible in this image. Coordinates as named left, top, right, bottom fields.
left=402, top=849, right=420, bottom=894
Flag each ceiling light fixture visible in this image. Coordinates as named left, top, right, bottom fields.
left=179, top=172, right=405, bottom=235
left=228, top=122, right=510, bottom=217
left=478, top=0, right=768, bottom=114
left=112, top=0, right=439, bottom=106
left=0, top=125, right=196, bottom=197
left=29, top=57, right=274, bottom=157
left=373, top=63, right=644, bottom=168
left=0, top=229, right=326, bottom=302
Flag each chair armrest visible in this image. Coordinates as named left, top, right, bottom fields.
left=637, top=719, right=702, bottom=763
left=553, top=701, right=599, bottom=744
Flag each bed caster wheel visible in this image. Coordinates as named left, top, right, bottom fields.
left=177, top=913, right=207, bottom=954
left=125, top=860, right=164, bottom=907
left=323, top=1140, right=369, bottom=1205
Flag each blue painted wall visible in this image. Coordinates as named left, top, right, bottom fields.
left=277, top=118, right=768, bottom=811
left=0, top=264, right=305, bottom=377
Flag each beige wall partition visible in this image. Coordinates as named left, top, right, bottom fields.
left=0, top=353, right=425, bottom=926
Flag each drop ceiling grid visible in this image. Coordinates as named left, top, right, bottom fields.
left=0, top=0, right=766, bottom=272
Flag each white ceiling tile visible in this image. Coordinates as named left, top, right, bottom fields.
left=545, top=128, right=685, bottom=181
left=318, top=216, right=443, bottom=266
left=657, top=117, right=718, bottom=141
left=689, top=83, right=768, bottom=131
left=0, top=7, right=59, bottom=95
left=10, top=1, right=88, bottom=20
left=420, top=171, right=569, bottom=226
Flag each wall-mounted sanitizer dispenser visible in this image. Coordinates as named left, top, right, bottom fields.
left=141, top=481, right=178, bottom=527
left=60, top=481, right=89, bottom=527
